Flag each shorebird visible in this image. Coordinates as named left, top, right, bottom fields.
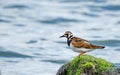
left=60, top=31, right=105, bottom=55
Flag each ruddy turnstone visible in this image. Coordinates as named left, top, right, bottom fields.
left=60, top=31, right=105, bottom=55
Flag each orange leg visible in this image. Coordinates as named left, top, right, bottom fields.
left=79, top=52, right=86, bottom=56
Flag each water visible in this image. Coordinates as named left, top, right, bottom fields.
left=0, top=0, right=120, bottom=75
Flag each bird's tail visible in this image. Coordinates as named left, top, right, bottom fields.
left=93, top=45, right=105, bottom=49
left=99, top=46, right=105, bottom=49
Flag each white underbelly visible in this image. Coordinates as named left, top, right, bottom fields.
left=72, top=47, right=93, bottom=53
left=70, top=44, right=94, bottom=53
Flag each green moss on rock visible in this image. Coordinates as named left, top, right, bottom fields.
left=67, top=55, right=114, bottom=75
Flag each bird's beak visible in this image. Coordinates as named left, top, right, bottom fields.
left=59, top=35, right=65, bottom=38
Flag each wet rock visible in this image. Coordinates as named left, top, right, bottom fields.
left=56, top=55, right=120, bottom=75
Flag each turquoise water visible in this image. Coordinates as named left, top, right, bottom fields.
left=0, top=0, right=120, bottom=75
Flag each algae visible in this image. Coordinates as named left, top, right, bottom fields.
left=67, top=55, right=114, bottom=75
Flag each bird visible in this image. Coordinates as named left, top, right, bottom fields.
left=60, top=31, right=105, bottom=55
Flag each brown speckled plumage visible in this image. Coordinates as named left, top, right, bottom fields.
left=60, top=31, right=105, bottom=55
left=71, top=37, right=105, bottom=49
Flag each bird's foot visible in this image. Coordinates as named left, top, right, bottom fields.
left=78, top=52, right=86, bottom=56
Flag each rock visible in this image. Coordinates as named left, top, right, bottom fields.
left=56, top=55, right=120, bottom=75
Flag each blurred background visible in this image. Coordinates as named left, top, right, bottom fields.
left=0, top=0, right=120, bottom=75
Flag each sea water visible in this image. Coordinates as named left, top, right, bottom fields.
left=0, top=0, right=120, bottom=75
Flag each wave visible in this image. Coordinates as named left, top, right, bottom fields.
left=90, top=40, right=120, bottom=47
left=3, top=4, right=31, bottom=10
left=36, top=17, right=80, bottom=24
left=42, top=59, right=68, bottom=64
left=82, top=12, right=99, bottom=17
left=101, top=5, right=120, bottom=11
left=0, top=50, right=32, bottom=58
left=0, top=19, right=11, bottom=23
left=87, top=5, right=120, bottom=12
left=26, top=40, right=37, bottom=44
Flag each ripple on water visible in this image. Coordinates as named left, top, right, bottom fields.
left=3, top=4, right=31, bottom=10
left=5, top=60, right=19, bottom=63
left=90, top=40, right=120, bottom=47
left=14, top=24, right=26, bottom=27
left=0, top=50, right=32, bottom=58
left=36, top=17, right=79, bottom=24
left=41, top=59, right=68, bottom=64
left=86, top=28, right=103, bottom=31
left=0, top=47, right=5, bottom=51
left=40, top=38, right=47, bottom=41
left=26, top=40, right=38, bottom=44
left=101, top=5, right=120, bottom=11
left=55, top=41, right=66, bottom=44
left=0, top=19, right=11, bottom=23
left=0, top=15, right=15, bottom=19
left=82, top=12, right=99, bottom=17
left=87, top=5, right=103, bottom=12
left=91, top=36, right=101, bottom=38
left=114, top=48, right=120, bottom=51
left=33, top=53, right=43, bottom=56
left=87, top=5, right=120, bottom=12
left=116, top=21, right=120, bottom=25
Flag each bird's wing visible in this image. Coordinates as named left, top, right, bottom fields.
left=71, top=37, right=104, bottom=49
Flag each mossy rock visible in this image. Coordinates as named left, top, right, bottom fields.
left=56, top=55, right=120, bottom=75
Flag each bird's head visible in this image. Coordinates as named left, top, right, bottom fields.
left=60, top=31, right=73, bottom=38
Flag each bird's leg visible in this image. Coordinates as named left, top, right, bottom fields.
left=79, top=52, right=86, bottom=56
